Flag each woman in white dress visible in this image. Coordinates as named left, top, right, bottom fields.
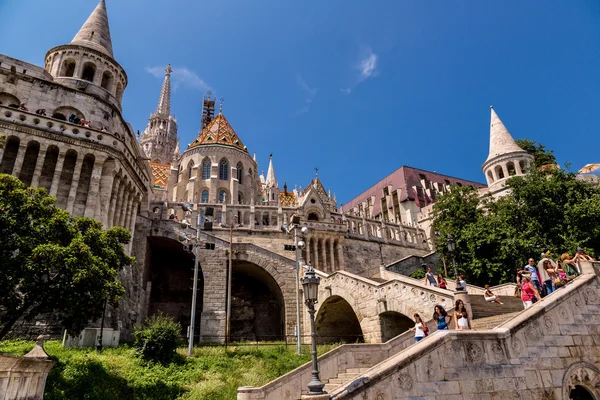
left=454, top=299, right=472, bottom=330
left=409, top=313, right=427, bottom=342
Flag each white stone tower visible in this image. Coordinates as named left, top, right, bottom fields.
left=482, top=106, right=534, bottom=196
left=140, top=65, right=179, bottom=164
left=263, top=154, right=280, bottom=205
left=43, top=0, right=127, bottom=110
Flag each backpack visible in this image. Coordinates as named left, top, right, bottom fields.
left=423, top=324, right=429, bottom=337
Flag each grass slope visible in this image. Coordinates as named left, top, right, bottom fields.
left=0, top=340, right=338, bottom=400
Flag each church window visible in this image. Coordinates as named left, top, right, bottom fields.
left=187, top=161, right=194, bottom=179
left=219, top=159, right=229, bottom=180
left=219, top=190, right=226, bottom=204
left=236, top=162, right=243, bottom=184
left=60, top=59, right=76, bottom=77
left=308, top=212, right=319, bottom=221
left=507, top=162, right=516, bottom=176
left=272, top=193, right=275, bottom=200
left=81, top=62, right=96, bottom=82
left=495, top=166, right=505, bottom=179
left=202, top=159, right=211, bottom=180
left=238, top=192, right=244, bottom=204
left=101, top=71, right=113, bottom=91
left=487, top=170, right=494, bottom=183
left=201, top=190, right=209, bottom=203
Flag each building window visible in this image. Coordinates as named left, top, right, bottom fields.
left=81, top=62, right=96, bottom=82
left=202, top=159, right=211, bottom=180
left=238, top=192, right=244, bottom=204
left=188, top=162, right=194, bottom=179
left=61, top=60, right=76, bottom=77
left=219, top=190, right=226, bottom=203
left=201, top=190, right=209, bottom=203
left=236, top=162, right=243, bottom=184
left=219, top=159, right=229, bottom=180
left=101, top=71, right=113, bottom=90
left=217, top=211, right=222, bottom=224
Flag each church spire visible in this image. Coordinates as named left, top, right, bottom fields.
left=156, top=65, right=172, bottom=117
left=486, top=106, right=526, bottom=163
left=266, top=154, right=277, bottom=187
left=71, top=0, right=114, bottom=58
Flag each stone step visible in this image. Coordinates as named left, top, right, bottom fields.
left=472, top=312, right=520, bottom=330
left=336, top=372, right=360, bottom=380
left=327, top=378, right=346, bottom=385
left=323, top=383, right=340, bottom=392
left=344, top=368, right=370, bottom=374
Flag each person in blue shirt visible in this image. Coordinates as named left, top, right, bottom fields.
left=522, top=258, right=542, bottom=292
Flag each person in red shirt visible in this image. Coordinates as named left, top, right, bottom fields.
left=521, top=276, right=541, bottom=308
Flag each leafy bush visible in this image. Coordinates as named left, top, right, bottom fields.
left=410, top=269, right=426, bottom=280
left=134, top=313, right=181, bottom=363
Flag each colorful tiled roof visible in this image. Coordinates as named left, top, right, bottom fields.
left=187, top=113, right=247, bottom=152
left=149, top=161, right=170, bottom=190
left=280, top=191, right=297, bottom=207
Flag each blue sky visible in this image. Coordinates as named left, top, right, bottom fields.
left=1, top=0, right=599, bottom=204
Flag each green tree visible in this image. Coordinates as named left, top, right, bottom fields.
left=0, top=174, right=134, bottom=340
left=515, top=139, right=557, bottom=170
left=432, top=169, right=600, bottom=286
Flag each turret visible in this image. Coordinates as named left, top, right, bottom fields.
left=482, top=106, right=534, bottom=194
left=44, top=0, right=127, bottom=110
left=263, top=154, right=280, bottom=205
left=140, top=65, right=179, bottom=164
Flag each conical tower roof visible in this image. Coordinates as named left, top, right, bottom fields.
left=188, top=113, right=247, bottom=152
left=155, top=65, right=172, bottom=117
left=71, top=0, right=114, bottom=58
left=266, top=154, right=277, bottom=187
left=485, top=106, right=526, bottom=163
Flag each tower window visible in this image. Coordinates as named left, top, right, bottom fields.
left=187, top=161, right=194, bottom=179
left=219, top=190, right=226, bottom=204
left=61, top=60, right=76, bottom=77
left=81, top=62, right=96, bottom=82
left=202, top=159, right=211, bottom=180
left=201, top=190, right=209, bottom=203
left=219, top=159, right=229, bottom=180
left=236, top=162, right=243, bottom=184
left=101, top=71, right=113, bottom=91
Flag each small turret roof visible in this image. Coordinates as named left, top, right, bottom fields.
left=266, top=154, right=277, bottom=187
left=187, top=113, right=247, bottom=152
left=486, top=106, right=527, bottom=163
left=71, top=0, right=114, bottom=58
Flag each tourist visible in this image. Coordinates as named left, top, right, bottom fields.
left=560, top=254, right=580, bottom=277
left=484, top=284, right=503, bottom=304
left=424, top=267, right=437, bottom=287
left=169, top=214, right=175, bottom=220
left=409, top=314, right=427, bottom=342
left=514, top=268, right=523, bottom=297
left=433, top=305, right=451, bottom=330
left=35, top=108, right=46, bottom=116
left=437, top=273, right=447, bottom=289
left=454, top=300, right=471, bottom=330
left=521, top=258, right=542, bottom=292
left=18, top=103, right=28, bottom=111
left=68, top=114, right=76, bottom=123
left=455, top=274, right=467, bottom=291
left=521, top=276, right=541, bottom=309
left=538, top=259, right=553, bottom=296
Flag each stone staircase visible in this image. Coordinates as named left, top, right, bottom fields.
left=323, top=367, right=370, bottom=393
left=471, top=312, right=520, bottom=330
left=468, top=293, right=523, bottom=319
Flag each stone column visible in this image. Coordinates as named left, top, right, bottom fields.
left=84, top=157, right=105, bottom=218
left=116, top=187, right=130, bottom=227
left=66, top=156, right=85, bottom=214
left=30, top=146, right=48, bottom=188
left=305, top=239, right=311, bottom=266
left=502, top=164, right=509, bottom=179
left=107, top=177, right=122, bottom=228
left=100, top=173, right=117, bottom=226
left=337, top=240, right=345, bottom=271
left=123, top=193, right=135, bottom=231
left=312, top=238, right=318, bottom=269
left=49, top=152, right=66, bottom=197
left=329, top=239, right=336, bottom=272
left=453, top=290, right=472, bottom=324
left=10, top=144, right=27, bottom=178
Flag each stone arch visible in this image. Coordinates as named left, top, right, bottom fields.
left=236, top=162, right=243, bottom=184
left=56, top=149, right=78, bottom=208
left=495, top=165, right=505, bottom=180
left=60, top=59, right=76, bottom=77
left=315, top=295, right=364, bottom=344
left=219, top=157, right=229, bottom=180
left=201, top=157, right=211, bottom=180
left=39, top=145, right=60, bottom=191
left=562, top=362, right=600, bottom=400
left=52, top=106, right=85, bottom=123
left=0, top=92, right=20, bottom=108
left=18, top=140, right=41, bottom=187
left=81, top=61, right=96, bottom=82
left=486, top=170, right=494, bottom=184
left=101, top=70, right=114, bottom=91
left=379, top=311, right=413, bottom=342
left=0, top=136, right=20, bottom=175
left=145, top=236, right=202, bottom=339
left=507, top=161, right=516, bottom=176
left=73, top=154, right=95, bottom=217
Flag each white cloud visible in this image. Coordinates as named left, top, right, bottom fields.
left=146, top=66, right=209, bottom=91
left=358, top=50, right=377, bottom=81
left=340, top=88, right=352, bottom=95
left=295, top=75, right=317, bottom=115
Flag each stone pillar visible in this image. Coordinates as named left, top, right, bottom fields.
left=337, top=240, right=345, bottom=271
left=199, top=249, right=228, bottom=344
left=453, top=290, right=472, bottom=323
left=116, top=187, right=130, bottom=227
left=107, top=177, right=122, bottom=228
left=65, top=156, right=84, bottom=214
left=30, top=146, right=47, bottom=188
left=10, top=144, right=27, bottom=178
left=49, top=152, right=66, bottom=197
left=305, top=239, right=311, bottom=266
left=312, top=238, right=318, bottom=269
left=123, top=193, right=135, bottom=231
left=502, top=164, right=509, bottom=179
left=329, top=239, right=335, bottom=272
left=84, top=157, right=105, bottom=218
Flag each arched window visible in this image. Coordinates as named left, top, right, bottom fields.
left=519, top=160, right=527, bottom=174
left=201, top=190, right=209, bottom=203
left=101, top=71, right=113, bottom=90
left=81, top=62, right=96, bottom=82
left=219, top=190, right=226, bottom=204
left=219, top=159, right=229, bottom=180
left=187, top=161, right=194, bottom=179
left=238, top=192, right=244, bottom=204
left=236, top=162, right=243, bottom=184
left=495, top=165, right=505, bottom=179
left=202, top=159, right=211, bottom=180
left=60, top=60, right=76, bottom=77
left=507, top=162, right=516, bottom=176
left=308, top=212, right=319, bottom=221
left=487, top=170, right=494, bottom=183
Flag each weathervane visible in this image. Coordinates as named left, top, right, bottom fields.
left=315, top=167, right=319, bottom=179
left=220, top=97, right=225, bottom=112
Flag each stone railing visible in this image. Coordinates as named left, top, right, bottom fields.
left=325, top=262, right=600, bottom=399
left=0, top=105, right=147, bottom=183
left=0, top=336, right=55, bottom=400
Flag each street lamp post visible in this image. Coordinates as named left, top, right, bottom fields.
left=447, top=234, right=459, bottom=287
left=282, top=215, right=308, bottom=355
left=301, top=263, right=326, bottom=395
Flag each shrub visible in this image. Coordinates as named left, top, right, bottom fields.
left=410, top=269, right=426, bottom=280
left=134, top=313, right=181, bottom=363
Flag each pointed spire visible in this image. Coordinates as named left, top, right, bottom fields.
left=266, top=154, right=277, bottom=187
left=156, top=65, right=172, bottom=116
left=71, top=0, right=114, bottom=58
left=486, top=106, right=526, bottom=163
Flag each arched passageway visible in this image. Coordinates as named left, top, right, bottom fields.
left=569, top=386, right=595, bottom=400
left=230, top=261, right=285, bottom=342
left=315, top=295, right=364, bottom=344
left=379, top=311, right=413, bottom=342
left=145, top=237, right=203, bottom=339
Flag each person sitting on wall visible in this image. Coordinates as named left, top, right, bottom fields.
left=169, top=214, right=176, bottom=220
left=18, top=103, right=28, bottom=111
left=455, top=274, right=467, bottom=291
left=68, top=114, right=76, bottom=123
left=35, top=109, right=46, bottom=116
left=484, top=284, right=503, bottom=304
